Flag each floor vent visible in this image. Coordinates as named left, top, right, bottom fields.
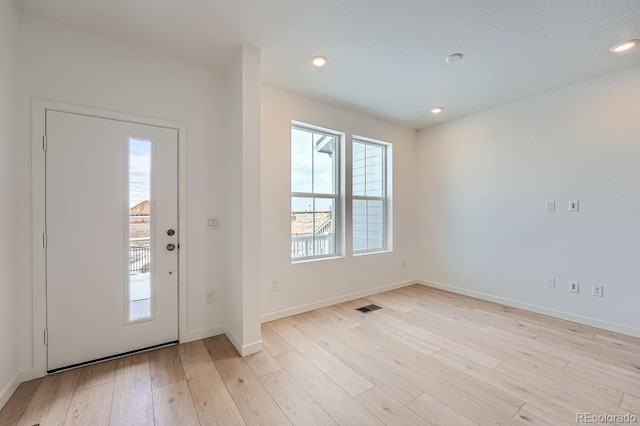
left=355, top=304, right=382, bottom=313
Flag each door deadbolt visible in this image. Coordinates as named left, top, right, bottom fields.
left=166, top=243, right=176, bottom=251
left=167, top=229, right=175, bottom=236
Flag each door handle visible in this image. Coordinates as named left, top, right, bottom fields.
left=166, top=243, right=176, bottom=251
left=167, top=229, right=175, bottom=236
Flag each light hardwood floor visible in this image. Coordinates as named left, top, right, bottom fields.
left=2, top=284, right=639, bottom=425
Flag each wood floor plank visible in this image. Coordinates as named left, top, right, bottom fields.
left=384, top=307, right=568, bottom=370
left=365, top=311, right=503, bottom=368
left=109, top=353, right=153, bottom=426
left=64, top=381, right=114, bottom=426
left=514, top=403, right=573, bottom=426
left=178, top=341, right=245, bottom=426
left=292, top=315, right=423, bottom=405
left=152, top=380, right=200, bottom=426
left=0, top=379, right=42, bottom=426
left=148, top=345, right=186, bottom=390
left=366, top=292, right=416, bottom=313
left=535, top=330, right=640, bottom=373
left=356, top=387, right=431, bottom=426
left=592, top=334, right=640, bottom=353
left=563, top=362, right=640, bottom=399
left=275, top=350, right=384, bottom=426
left=15, top=374, right=62, bottom=426
left=495, top=362, right=631, bottom=418
left=75, top=360, right=117, bottom=391
left=210, top=348, right=291, bottom=426
left=371, top=345, right=523, bottom=418
left=269, top=319, right=375, bottom=397
left=261, top=323, right=294, bottom=356
left=372, top=349, right=519, bottom=424
left=260, top=369, right=338, bottom=425
left=621, top=394, right=640, bottom=415
left=501, top=356, right=622, bottom=406
left=432, top=350, right=594, bottom=424
left=316, top=305, right=363, bottom=330
left=18, top=370, right=80, bottom=426
left=407, top=392, right=476, bottom=426
left=245, top=348, right=282, bottom=377
left=3, top=285, right=637, bottom=426
left=389, top=288, right=486, bottom=329
left=352, top=321, right=442, bottom=356
left=483, top=325, right=640, bottom=381
left=300, top=310, right=382, bottom=355
left=202, top=334, right=235, bottom=354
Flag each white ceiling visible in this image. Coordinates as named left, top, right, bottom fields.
left=16, top=0, right=640, bottom=129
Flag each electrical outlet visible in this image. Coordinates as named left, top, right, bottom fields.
left=206, top=290, right=215, bottom=303
left=570, top=281, right=580, bottom=293
left=207, top=217, right=220, bottom=230
left=545, top=200, right=555, bottom=212
left=545, top=277, right=555, bottom=288
left=592, top=285, right=603, bottom=297
left=271, top=280, right=279, bottom=292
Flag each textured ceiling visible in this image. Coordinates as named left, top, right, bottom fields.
left=16, top=0, right=640, bottom=129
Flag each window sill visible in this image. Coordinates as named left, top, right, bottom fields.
left=291, top=255, right=344, bottom=265
left=353, top=249, right=392, bottom=257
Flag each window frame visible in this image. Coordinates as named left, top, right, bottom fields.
left=290, top=122, right=342, bottom=262
left=351, top=136, right=390, bottom=255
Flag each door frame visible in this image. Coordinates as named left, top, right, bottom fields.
left=31, top=99, right=188, bottom=378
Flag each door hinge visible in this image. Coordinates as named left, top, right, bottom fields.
left=43, top=135, right=47, bottom=151
left=43, top=233, right=47, bottom=248
left=44, top=329, right=48, bottom=345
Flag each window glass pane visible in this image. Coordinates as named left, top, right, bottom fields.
left=314, top=198, right=336, bottom=256
left=352, top=199, right=367, bottom=252
left=366, top=199, right=384, bottom=250
left=291, top=197, right=313, bottom=259
left=313, top=134, right=335, bottom=195
left=353, top=199, right=384, bottom=252
left=291, top=128, right=313, bottom=193
left=291, top=196, right=336, bottom=259
left=365, top=144, right=384, bottom=197
left=352, top=142, right=366, bottom=197
left=128, top=138, right=152, bottom=322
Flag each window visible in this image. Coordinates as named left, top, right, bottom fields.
left=352, top=138, right=389, bottom=253
left=291, top=124, right=340, bottom=260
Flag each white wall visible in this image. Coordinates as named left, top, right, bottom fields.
left=225, top=47, right=262, bottom=355
left=261, top=85, right=419, bottom=320
left=16, top=14, right=231, bottom=378
left=417, top=66, right=640, bottom=337
left=0, top=0, right=21, bottom=410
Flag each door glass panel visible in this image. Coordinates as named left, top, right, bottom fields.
left=128, top=138, right=152, bottom=322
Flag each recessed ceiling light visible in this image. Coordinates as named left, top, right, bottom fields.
left=431, top=107, right=444, bottom=114
left=312, top=55, right=328, bottom=67
left=446, top=53, right=464, bottom=63
left=609, top=39, right=639, bottom=54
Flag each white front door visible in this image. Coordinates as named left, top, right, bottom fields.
left=46, top=110, right=179, bottom=372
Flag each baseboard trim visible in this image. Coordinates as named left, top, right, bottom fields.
left=19, top=368, right=34, bottom=383
left=240, top=340, right=263, bottom=357
left=417, top=279, right=640, bottom=338
left=181, top=325, right=226, bottom=344
left=261, top=279, right=418, bottom=323
left=0, top=374, right=20, bottom=411
left=224, top=329, right=261, bottom=356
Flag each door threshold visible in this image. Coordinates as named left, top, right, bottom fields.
left=47, top=340, right=179, bottom=374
